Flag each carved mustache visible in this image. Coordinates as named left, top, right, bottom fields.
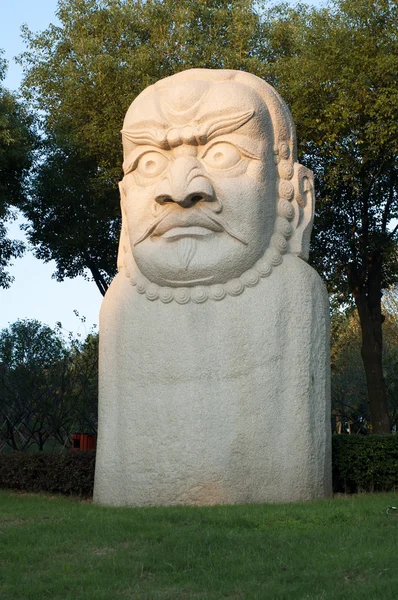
left=132, top=206, right=248, bottom=247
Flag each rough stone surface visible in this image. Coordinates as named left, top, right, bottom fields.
left=94, top=69, right=332, bottom=506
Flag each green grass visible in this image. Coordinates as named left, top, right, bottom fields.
left=1, top=491, right=397, bottom=599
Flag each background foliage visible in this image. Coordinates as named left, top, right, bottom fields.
left=0, top=319, right=98, bottom=452
left=0, top=51, right=37, bottom=288
left=331, top=294, right=398, bottom=433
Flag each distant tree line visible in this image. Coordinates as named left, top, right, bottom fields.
left=0, top=319, right=97, bottom=452
left=1, top=0, right=397, bottom=432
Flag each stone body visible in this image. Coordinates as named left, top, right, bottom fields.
left=94, top=69, right=332, bottom=506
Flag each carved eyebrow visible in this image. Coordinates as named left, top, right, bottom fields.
left=121, top=109, right=255, bottom=149
left=121, top=126, right=168, bottom=149
left=202, top=109, right=255, bottom=142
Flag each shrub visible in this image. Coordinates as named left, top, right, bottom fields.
left=0, top=451, right=95, bottom=497
left=332, top=434, right=398, bottom=493
left=1, top=437, right=397, bottom=498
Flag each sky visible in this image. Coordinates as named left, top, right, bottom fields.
left=0, top=0, right=325, bottom=338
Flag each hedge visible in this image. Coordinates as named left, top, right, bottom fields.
left=0, top=436, right=397, bottom=498
left=0, top=451, right=95, bottom=497
left=332, top=434, right=398, bottom=493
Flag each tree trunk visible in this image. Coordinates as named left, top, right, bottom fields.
left=348, top=254, right=391, bottom=433
left=87, top=259, right=108, bottom=296
left=357, top=298, right=390, bottom=433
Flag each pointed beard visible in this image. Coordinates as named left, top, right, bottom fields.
left=176, top=237, right=197, bottom=269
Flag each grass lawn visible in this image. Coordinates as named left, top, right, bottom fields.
left=0, top=490, right=397, bottom=599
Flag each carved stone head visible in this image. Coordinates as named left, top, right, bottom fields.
left=118, top=69, right=315, bottom=304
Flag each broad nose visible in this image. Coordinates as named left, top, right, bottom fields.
left=154, top=157, right=216, bottom=208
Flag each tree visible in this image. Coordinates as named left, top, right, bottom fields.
left=69, top=332, right=98, bottom=433
left=266, top=0, right=398, bottom=432
left=0, top=51, right=37, bottom=288
left=330, top=311, right=369, bottom=433
left=0, top=319, right=69, bottom=450
left=19, top=0, right=267, bottom=295
left=331, top=297, right=398, bottom=433
left=24, top=150, right=119, bottom=295
left=0, top=319, right=98, bottom=451
left=379, top=290, right=398, bottom=430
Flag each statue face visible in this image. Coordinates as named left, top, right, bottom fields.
left=121, top=80, right=277, bottom=287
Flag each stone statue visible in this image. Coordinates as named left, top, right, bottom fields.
left=94, top=69, right=332, bottom=506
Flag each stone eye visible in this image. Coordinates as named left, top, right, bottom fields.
left=202, top=142, right=241, bottom=170
left=136, top=152, right=168, bottom=178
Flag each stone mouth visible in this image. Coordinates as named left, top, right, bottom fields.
left=162, top=226, right=216, bottom=240
left=152, top=210, right=223, bottom=236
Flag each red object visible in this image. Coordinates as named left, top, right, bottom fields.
left=72, top=433, right=97, bottom=451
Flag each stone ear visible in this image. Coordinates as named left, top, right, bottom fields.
left=288, top=164, right=315, bottom=261
left=117, top=180, right=131, bottom=272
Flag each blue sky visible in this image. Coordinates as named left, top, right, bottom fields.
left=0, top=0, right=325, bottom=337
